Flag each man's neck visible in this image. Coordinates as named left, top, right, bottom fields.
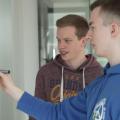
left=107, top=38, right=120, bottom=66
left=109, top=54, right=120, bottom=66
left=66, top=54, right=87, bottom=70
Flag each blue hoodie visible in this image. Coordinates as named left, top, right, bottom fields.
left=17, top=63, right=120, bottom=120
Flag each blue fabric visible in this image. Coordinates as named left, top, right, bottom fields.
left=17, top=63, right=120, bottom=120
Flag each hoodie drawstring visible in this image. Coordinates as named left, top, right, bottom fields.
left=60, top=67, right=85, bottom=102
left=60, top=67, right=64, bottom=102
left=83, top=68, right=86, bottom=89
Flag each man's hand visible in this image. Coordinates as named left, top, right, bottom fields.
left=0, top=72, right=24, bottom=101
left=0, top=72, right=14, bottom=92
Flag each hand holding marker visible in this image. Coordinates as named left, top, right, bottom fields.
left=0, top=70, right=10, bottom=74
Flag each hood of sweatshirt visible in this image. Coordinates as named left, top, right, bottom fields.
left=85, top=63, right=120, bottom=119
left=104, top=63, right=120, bottom=75
left=53, top=54, right=101, bottom=72
left=52, top=54, right=102, bottom=102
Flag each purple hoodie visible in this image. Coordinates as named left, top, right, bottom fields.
left=34, top=54, right=103, bottom=104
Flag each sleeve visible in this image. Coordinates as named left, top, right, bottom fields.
left=29, top=68, right=47, bottom=120
left=17, top=91, right=87, bottom=120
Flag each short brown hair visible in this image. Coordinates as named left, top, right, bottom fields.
left=56, top=14, right=89, bottom=39
left=90, top=0, right=120, bottom=25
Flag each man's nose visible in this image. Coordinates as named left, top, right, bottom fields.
left=58, top=41, right=66, bottom=49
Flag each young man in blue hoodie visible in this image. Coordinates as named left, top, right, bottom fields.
left=1, top=0, right=120, bottom=119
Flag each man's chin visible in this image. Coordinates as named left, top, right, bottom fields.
left=61, top=56, right=68, bottom=61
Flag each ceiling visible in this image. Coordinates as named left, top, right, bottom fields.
left=47, top=0, right=90, bottom=8
left=50, top=0, right=88, bottom=3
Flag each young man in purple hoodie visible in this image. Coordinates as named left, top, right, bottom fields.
left=29, top=14, right=103, bottom=120
left=1, top=0, right=120, bottom=119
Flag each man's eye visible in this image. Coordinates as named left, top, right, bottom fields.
left=57, top=39, right=61, bottom=43
left=65, top=40, right=69, bottom=42
left=65, top=39, right=72, bottom=43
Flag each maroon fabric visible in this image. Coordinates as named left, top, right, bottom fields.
left=29, top=54, right=103, bottom=120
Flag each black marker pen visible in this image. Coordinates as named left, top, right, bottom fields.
left=0, top=70, right=10, bottom=74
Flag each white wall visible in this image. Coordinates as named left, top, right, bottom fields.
left=0, top=0, right=39, bottom=119
left=0, top=0, right=14, bottom=119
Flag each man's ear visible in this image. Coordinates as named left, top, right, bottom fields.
left=79, top=37, right=87, bottom=48
left=111, top=22, right=120, bottom=37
